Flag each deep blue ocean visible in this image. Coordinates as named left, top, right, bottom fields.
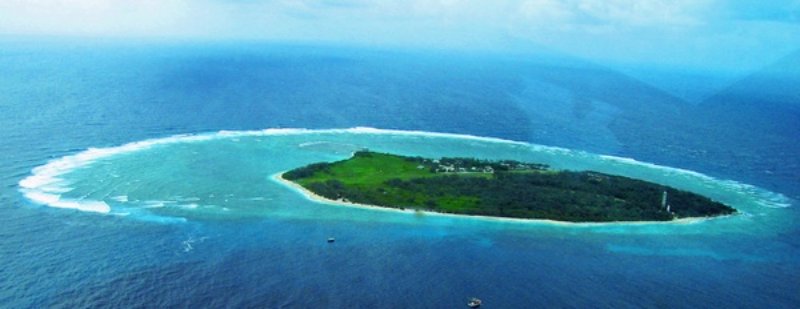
left=1, top=39, right=798, bottom=308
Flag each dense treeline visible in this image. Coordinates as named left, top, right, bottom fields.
left=284, top=151, right=735, bottom=222
left=283, top=162, right=332, bottom=180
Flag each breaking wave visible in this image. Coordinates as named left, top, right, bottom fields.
left=18, top=127, right=792, bottom=219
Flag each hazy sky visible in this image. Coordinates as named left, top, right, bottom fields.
left=1, top=0, right=798, bottom=73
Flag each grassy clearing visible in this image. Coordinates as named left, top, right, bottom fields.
left=296, top=152, right=436, bottom=186
left=284, top=151, right=736, bottom=222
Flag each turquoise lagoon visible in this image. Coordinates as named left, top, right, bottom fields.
left=21, top=128, right=792, bottom=236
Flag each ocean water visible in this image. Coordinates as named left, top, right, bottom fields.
left=1, top=40, right=799, bottom=308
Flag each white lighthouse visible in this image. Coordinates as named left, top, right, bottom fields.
left=662, top=190, right=671, bottom=213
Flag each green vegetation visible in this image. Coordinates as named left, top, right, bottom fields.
left=283, top=151, right=736, bottom=222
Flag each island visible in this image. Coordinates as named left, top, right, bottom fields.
left=280, top=151, right=736, bottom=222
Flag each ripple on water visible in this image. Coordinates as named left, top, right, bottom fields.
left=17, top=127, right=794, bottom=234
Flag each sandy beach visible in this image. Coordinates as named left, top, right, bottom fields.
left=271, top=172, right=721, bottom=227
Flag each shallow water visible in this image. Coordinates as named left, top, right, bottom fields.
left=20, top=128, right=793, bottom=238
left=2, top=41, right=799, bottom=308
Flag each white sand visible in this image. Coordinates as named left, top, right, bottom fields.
left=271, top=172, right=723, bottom=227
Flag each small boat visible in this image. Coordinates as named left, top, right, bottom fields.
left=327, top=237, right=335, bottom=243
left=467, top=298, right=481, bottom=308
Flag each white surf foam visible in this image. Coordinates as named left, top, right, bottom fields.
left=142, top=200, right=170, bottom=208
left=23, top=190, right=110, bottom=213
left=179, top=203, right=199, bottom=210
left=110, top=195, right=128, bottom=202
left=599, top=155, right=710, bottom=179
left=17, top=127, right=527, bottom=216
left=340, top=127, right=529, bottom=146
left=298, top=141, right=328, bottom=148
left=17, top=132, right=220, bottom=214
left=597, top=155, right=792, bottom=209
left=18, top=127, right=792, bottom=218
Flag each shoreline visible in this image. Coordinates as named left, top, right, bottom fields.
left=20, top=127, right=786, bottom=218
left=271, top=172, right=726, bottom=227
